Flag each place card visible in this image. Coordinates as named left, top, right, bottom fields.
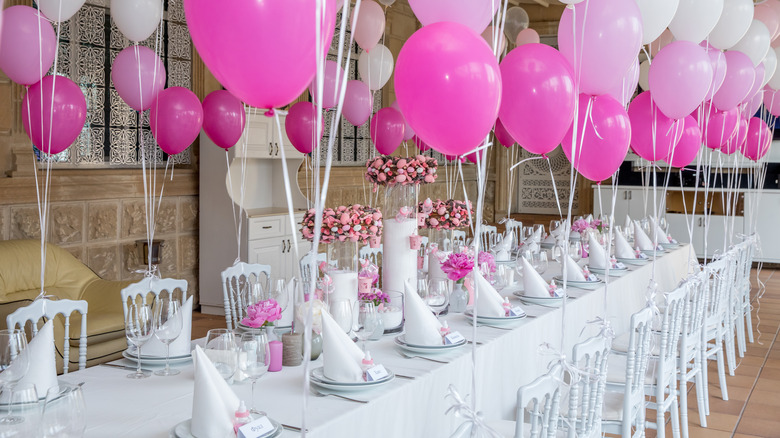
left=669, top=238, right=678, bottom=244
left=237, top=416, right=275, bottom=438
left=445, top=331, right=465, bottom=344
left=508, top=306, right=525, bottom=317
left=614, top=262, right=626, bottom=269
left=586, top=273, right=599, bottom=282
left=637, top=253, right=649, bottom=259
left=366, top=364, right=389, bottom=382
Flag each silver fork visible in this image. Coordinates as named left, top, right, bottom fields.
left=310, top=388, right=368, bottom=404
left=398, top=351, right=449, bottom=364
left=474, top=323, right=515, bottom=330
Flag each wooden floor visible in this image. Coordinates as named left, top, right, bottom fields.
left=191, top=268, right=780, bottom=437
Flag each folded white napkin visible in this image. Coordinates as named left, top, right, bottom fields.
left=587, top=233, right=609, bottom=270
left=144, top=296, right=193, bottom=358
left=624, top=215, right=632, bottom=231
left=633, top=220, right=654, bottom=251
left=521, top=257, right=552, bottom=298
left=585, top=214, right=594, bottom=223
left=10, top=320, right=58, bottom=400
left=563, top=255, right=586, bottom=281
left=493, top=231, right=513, bottom=261
left=543, top=233, right=557, bottom=245
left=472, top=271, right=506, bottom=317
left=191, top=345, right=240, bottom=438
left=403, top=280, right=444, bottom=346
left=321, top=310, right=364, bottom=382
left=615, top=231, right=636, bottom=259
left=650, top=217, right=670, bottom=245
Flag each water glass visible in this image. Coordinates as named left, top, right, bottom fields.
left=0, top=383, right=38, bottom=432
left=204, top=329, right=238, bottom=381
left=42, top=383, right=86, bottom=438
left=569, top=241, right=583, bottom=262
left=270, top=279, right=290, bottom=312
left=238, top=332, right=270, bottom=415
left=153, top=298, right=183, bottom=376
left=0, top=329, right=29, bottom=389
left=125, top=302, right=154, bottom=379
left=424, top=279, right=450, bottom=319
left=353, top=301, right=379, bottom=352
left=329, top=299, right=353, bottom=334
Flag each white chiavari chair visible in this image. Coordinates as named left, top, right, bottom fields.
left=452, top=230, right=467, bottom=250
left=358, top=245, right=383, bottom=267
left=678, top=273, right=708, bottom=438
left=505, top=219, right=523, bottom=249
left=479, top=225, right=498, bottom=251
left=120, top=277, right=187, bottom=321
left=220, top=262, right=271, bottom=330
left=565, top=335, right=611, bottom=438
left=701, top=256, right=731, bottom=412
left=299, top=251, right=327, bottom=292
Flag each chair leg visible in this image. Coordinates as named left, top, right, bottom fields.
left=656, top=398, right=666, bottom=438
left=702, top=347, right=710, bottom=416
left=693, top=360, right=707, bottom=428
left=736, top=310, right=746, bottom=357
left=679, top=375, right=689, bottom=438
left=724, top=327, right=737, bottom=376
left=716, top=346, right=729, bottom=402
left=671, top=382, right=681, bottom=438
left=746, top=302, right=754, bottom=344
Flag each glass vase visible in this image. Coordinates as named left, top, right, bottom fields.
left=427, top=228, right=452, bottom=281
left=382, top=184, right=418, bottom=295
left=327, top=240, right=358, bottom=308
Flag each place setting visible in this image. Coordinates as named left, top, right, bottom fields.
left=552, top=254, right=604, bottom=291
left=514, top=256, right=567, bottom=308
left=586, top=233, right=629, bottom=277
left=464, top=271, right=528, bottom=327
left=614, top=229, right=652, bottom=266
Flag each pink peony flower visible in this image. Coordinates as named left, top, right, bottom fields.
left=241, top=299, right=282, bottom=328
left=441, top=252, right=475, bottom=282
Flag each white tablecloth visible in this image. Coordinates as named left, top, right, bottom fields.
left=59, top=246, right=694, bottom=437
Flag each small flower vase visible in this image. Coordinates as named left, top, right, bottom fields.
left=357, top=277, right=373, bottom=294
left=409, top=234, right=422, bottom=250
left=449, top=282, right=468, bottom=313
left=369, top=235, right=381, bottom=248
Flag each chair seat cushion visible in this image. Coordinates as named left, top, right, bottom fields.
left=602, top=391, right=625, bottom=421
left=606, top=354, right=655, bottom=386
left=611, top=332, right=661, bottom=356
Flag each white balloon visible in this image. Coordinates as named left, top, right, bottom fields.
left=731, top=20, right=771, bottom=67
left=668, top=0, right=724, bottom=44
left=358, top=44, right=394, bottom=91
left=768, top=47, right=780, bottom=89
left=635, top=0, right=679, bottom=44
left=763, top=48, right=778, bottom=87
left=708, top=0, right=754, bottom=50
left=503, top=7, right=529, bottom=44
left=38, top=0, right=86, bottom=23
left=110, top=0, right=163, bottom=43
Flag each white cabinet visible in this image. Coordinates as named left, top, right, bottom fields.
left=247, top=213, right=306, bottom=280
left=744, top=191, right=780, bottom=262
left=593, top=187, right=654, bottom=226
left=234, top=111, right=298, bottom=159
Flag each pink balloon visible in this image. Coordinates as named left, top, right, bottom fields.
left=744, top=89, right=764, bottom=117
left=395, top=22, right=501, bottom=156
left=764, top=86, right=780, bottom=116
left=703, top=106, right=739, bottom=150
left=111, top=46, right=166, bottom=112
left=712, top=51, right=755, bottom=111
left=352, top=0, right=385, bottom=51
left=628, top=92, right=684, bottom=161
left=466, top=148, right=486, bottom=164
left=370, top=107, right=405, bottom=155
left=649, top=29, right=674, bottom=57
left=770, top=0, right=780, bottom=41
left=21, top=75, right=86, bottom=155
left=742, top=65, right=766, bottom=106
left=308, top=60, right=343, bottom=110
left=184, top=0, right=337, bottom=110
left=558, top=0, right=643, bottom=96
left=649, top=41, right=713, bottom=119
left=562, top=94, right=631, bottom=182
left=390, top=101, right=415, bottom=141
left=721, top=118, right=748, bottom=155
left=285, top=101, right=323, bottom=154
left=667, top=115, right=702, bottom=168
left=605, top=58, right=640, bottom=107
left=704, top=47, right=727, bottom=98
left=743, top=117, right=772, bottom=161
left=515, top=28, right=540, bottom=47
left=408, top=0, right=499, bottom=34
left=202, top=90, right=245, bottom=150
left=0, top=6, right=56, bottom=85
left=343, top=80, right=372, bottom=126
left=494, top=119, right=515, bottom=148
left=413, top=135, right=431, bottom=152
left=149, top=87, right=203, bottom=155
left=498, top=43, right=575, bottom=156
left=756, top=2, right=780, bottom=43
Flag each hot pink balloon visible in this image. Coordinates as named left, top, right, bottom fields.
left=499, top=43, right=575, bottom=156
left=605, top=58, right=640, bottom=107
left=395, top=22, right=501, bottom=156
left=703, top=106, right=739, bottom=150
left=721, top=117, right=748, bottom=155
left=558, top=0, right=643, bottom=96
left=0, top=6, right=56, bottom=85
left=370, top=107, right=405, bottom=155
left=202, top=90, right=245, bottom=150
left=712, top=51, right=755, bottom=111
left=562, top=94, right=631, bottom=182
left=705, top=47, right=727, bottom=98
left=390, top=101, right=415, bottom=141
left=466, top=148, right=486, bottom=164
left=21, top=75, right=86, bottom=155
left=408, top=0, right=499, bottom=34
left=743, top=116, right=772, bottom=160
left=352, top=0, right=385, bottom=51
left=184, top=0, right=337, bottom=110
left=667, top=115, right=702, bottom=168
left=149, top=87, right=203, bottom=155
left=764, top=86, right=780, bottom=116
left=649, top=41, right=713, bottom=119
left=494, top=119, right=516, bottom=148
left=343, top=80, right=372, bottom=126
left=756, top=2, right=780, bottom=42
left=515, top=28, right=540, bottom=47
left=111, top=46, right=166, bottom=112
left=628, top=92, right=684, bottom=161
left=308, top=60, right=343, bottom=110
left=285, top=101, right=323, bottom=154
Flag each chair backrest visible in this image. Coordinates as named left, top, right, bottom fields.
left=120, top=277, right=188, bottom=321
left=299, top=251, right=327, bottom=290
left=703, top=257, right=731, bottom=325
left=220, top=262, right=272, bottom=330
left=420, top=236, right=429, bottom=272
left=452, top=230, right=467, bottom=250
left=515, top=363, right=563, bottom=438
left=479, top=225, right=498, bottom=251
left=505, top=219, right=523, bottom=248
left=358, top=245, right=383, bottom=267
left=680, top=273, right=707, bottom=363
left=656, top=286, right=688, bottom=386
left=6, top=299, right=88, bottom=374
left=567, top=335, right=611, bottom=438
left=621, top=307, right=654, bottom=430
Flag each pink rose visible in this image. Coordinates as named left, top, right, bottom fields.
left=396, top=174, right=407, bottom=183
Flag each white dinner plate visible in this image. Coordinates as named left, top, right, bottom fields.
left=238, top=323, right=292, bottom=333
left=615, top=257, right=650, bottom=266
left=589, top=266, right=629, bottom=277
left=122, top=349, right=192, bottom=365
left=552, top=276, right=603, bottom=290
left=174, top=418, right=282, bottom=438
left=641, top=249, right=665, bottom=257
left=512, top=293, right=566, bottom=308
left=309, top=367, right=395, bottom=391
left=394, top=335, right=466, bottom=353
left=660, top=242, right=680, bottom=249
left=464, top=309, right=526, bottom=324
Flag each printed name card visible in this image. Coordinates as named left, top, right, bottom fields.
left=366, top=364, right=389, bottom=382
left=638, top=253, right=649, bottom=259
left=670, top=238, right=678, bottom=244
left=586, top=273, right=599, bottom=282
left=237, top=416, right=275, bottom=438
left=445, top=331, right=465, bottom=344
left=508, top=306, right=525, bottom=317
left=613, top=262, right=626, bottom=269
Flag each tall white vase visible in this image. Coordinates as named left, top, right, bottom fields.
left=382, top=185, right=418, bottom=294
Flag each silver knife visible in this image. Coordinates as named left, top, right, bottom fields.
left=100, top=362, right=154, bottom=374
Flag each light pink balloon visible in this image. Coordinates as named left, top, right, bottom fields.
left=743, top=116, right=772, bottom=160
left=515, top=28, right=540, bottom=47
left=390, top=100, right=415, bottom=141
left=649, top=41, right=713, bottom=119
left=742, top=64, right=765, bottom=107
left=744, top=88, right=764, bottom=116
left=395, top=22, right=501, bottom=156
left=763, top=86, right=780, bottom=116
left=184, top=0, right=337, bottom=110
left=667, top=115, right=702, bottom=168
left=370, top=107, right=405, bottom=155
left=628, top=92, right=684, bottom=161
left=499, top=43, right=576, bottom=156
left=111, top=46, right=166, bottom=112
left=0, top=6, right=56, bottom=85
left=343, top=80, right=372, bottom=126
left=308, top=60, right=343, bottom=110
left=703, top=106, right=739, bottom=150
left=562, top=94, right=631, bottom=182
left=408, top=0, right=499, bottom=34
left=149, top=87, right=203, bottom=156
left=755, top=2, right=780, bottom=43
left=712, top=51, right=755, bottom=111
left=352, top=0, right=385, bottom=51
left=285, top=101, right=323, bottom=154
left=494, top=119, right=515, bottom=148
left=202, top=90, right=245, bottom=150
left=605, top=58, right=640, bottom=107
left=649, top=29, right=674, bottom=57
left=770, top=0, right=780, bottom=41
left=558, top=0, right=643, bottom=96
left=721, top=117, right=748, bottom=155
left=704, top=46, right=727, bottom=98
left=21, top=75, right=86, bottom=155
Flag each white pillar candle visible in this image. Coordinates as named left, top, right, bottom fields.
left=382, top=218, right=418, bottom=294
left=329, top=270, right=358, bottom=306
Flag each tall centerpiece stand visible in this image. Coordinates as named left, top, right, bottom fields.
left=419, top=199, right=473, bottom=282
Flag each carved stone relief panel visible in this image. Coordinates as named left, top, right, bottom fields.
left=10, top=206, right=41, bottom=240
left=0, top=206, right=8, bottom=241
left=50, top=204, right=84, bottom=245
left=86, top=244, right=120, bottom=280
left=179, top=197, right=198, bottom=232
left=121, top=200, right=147, bottom=239
left=178, top=235, right=198, bottom=272
left=88, top=201, right=119, bottom=241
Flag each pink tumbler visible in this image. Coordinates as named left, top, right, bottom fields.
left=269, top=340, right=283, bottom=372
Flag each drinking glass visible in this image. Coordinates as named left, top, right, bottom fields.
left=204, top=329, right=238, bottom=381
left=329, top=299, right=353, bottom=334
left=0, top=383, right=38, bottom=431
left=569, top=241, right=583, bottom=263
left=416, top=278, right=429, bottom=300
left=521, top=226, right=534, bottom=243
left=125, top=302, right=154, bottom=379
left=270, top=279, right=290, bottom=312
left=549, top=220, right=562, bottom=237
left=424, top=279, right=450, bottom=319
left=238, top=332, right=270, bottom=415
left=152, top=298, right=182, bottom=376
left=353, top=301, right=379, bottom=352
left=0, top=329, right=29, bottom=408
left=659, top=216, right=669, bottom=234
left=42, top=383, right=86, bottom=438
left=533, top=224, right=545, bottom=240
left=533, top=251, right=548, bottom=275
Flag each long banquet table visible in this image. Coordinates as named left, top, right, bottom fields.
left=59, top=245, right=695, bottom=437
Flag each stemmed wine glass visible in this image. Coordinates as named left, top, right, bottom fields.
left=532, top=251, right=548, bottom=275
left=569, top=241, right=583, bottom=263
left=238, top=332, right=270, bottom=416
left=125, top=302, right=154, bottom=379
left=0, top=330, right=30, bottom=426
left=424, top=279, right=450, bottom=319
left=270, top=279, right=290, bottom=327
left=152, top=297, right=183, bottom=376
left=42, top=383, right=86, bottom=438
left=205, top=329, right=238, bottom=382
left=3, top=383, right=39, bottom=434
left=353, top=300, right=379, bottom=352
left=549, top=220, right=562, bottom=237
left=533, top=224, right=545, bottom=240
left=329, top=299, right=353, bottom=335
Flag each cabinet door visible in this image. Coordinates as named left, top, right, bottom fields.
left=746, top=192, right=780, bottom=262
left=701, top=215, right=744, bottom=259
left=235, top=115, right=272, bottom=158
left=268, top=114, right=302, bottom=160
left=248, top=238, right=285, bottom=279
left=666, top=213, right=703, bottom=255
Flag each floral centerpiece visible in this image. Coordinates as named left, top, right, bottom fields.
left=300, top=204, right=382, bottom=244
left=365, top=155, right=438, bottom=192
left=440, top=250, right=496, bottom=284
left=417, top=199, right=473, bottom=229
left=241, top=299, right=282, bottom=328
left=571, top=218, right=591, bottom=234
left=358, top=288, right=389, bottom=307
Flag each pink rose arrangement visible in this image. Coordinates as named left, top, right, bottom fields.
left=440, top=252, right=474, bottom=282
left=477, top=251, right=496, bottom=274
left=300, top=204, right=382, bottom=244
left=241, top=299, right=282, bottom=328
left=365, top=155, right=438, bottom=191
left=571, top=218, right=591, bottom=233
left=417, top=199, right=473, bottom=230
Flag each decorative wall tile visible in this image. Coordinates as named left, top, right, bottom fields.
left=121, top=200, right=147, bottom=238
left=178, top=235, right=198, bottom=272
left=0, top=207, right=8, bottom=241
left=50, top=204, right=84, bottom=245
left=179, top=197, right=198, bottom=232
left=120, top=242, right=144, bottom=281
left=88, top=202, right=119, bottom=241
left=158, top=238, right=178, bottom=277
left=10, top=206, right=41, bottom=240
left=516, top=148, right=578, bottom=214
left=155, top=198, right=178, bottom=235
left=77, top=6, right=106, bottom=47
left=167, top=23, right=191, bottom=60
left=86, top=244, right=120, bottom=280
left=62, top=245, right=85, bottom=262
